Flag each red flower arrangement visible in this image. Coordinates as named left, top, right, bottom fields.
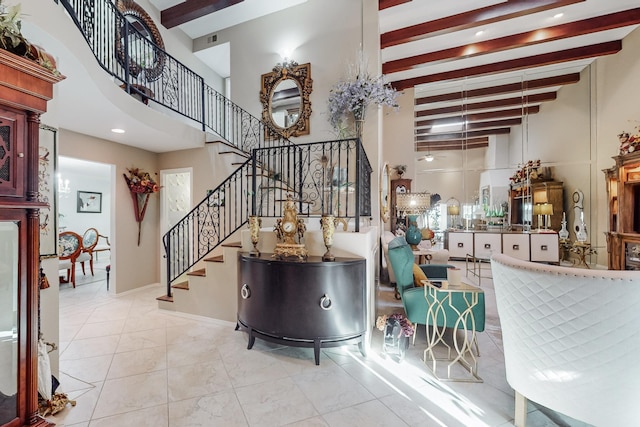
left=123, top=168, right=160, bottom=245
left=123, top=168, right=160, bottom=194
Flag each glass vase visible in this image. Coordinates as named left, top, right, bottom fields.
left=405, top=214, right=422, bottom=249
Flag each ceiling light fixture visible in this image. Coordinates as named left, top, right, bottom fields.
left=424, top=154, right=434, bottom=162
left=111, top=128, right=125, bottom=134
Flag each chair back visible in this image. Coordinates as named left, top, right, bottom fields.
left=386, top=236, right=416, bottom=295
left=491, top=253, right=640, bottom=426
left=59, top=231, right=82, bottom=260
left=82, top=228, right=99, bottom=251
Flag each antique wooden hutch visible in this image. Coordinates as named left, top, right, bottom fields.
left=0, top=49, right=63, bottom=427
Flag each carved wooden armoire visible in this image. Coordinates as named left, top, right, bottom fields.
left=0, top=50, right=63, bottom=427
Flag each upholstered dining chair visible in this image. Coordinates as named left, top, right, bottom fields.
left=80, top=227, right=99, bottom=275
left=58, top=231, right=82, bottom=288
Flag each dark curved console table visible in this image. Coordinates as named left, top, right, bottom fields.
left=236, top=252, right=367, bottom=365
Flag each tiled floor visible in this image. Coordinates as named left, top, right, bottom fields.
left=47, top=260, right=590, bottom=426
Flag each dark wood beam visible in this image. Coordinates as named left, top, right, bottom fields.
left=417, top=118, right=522, bottom=135
left=383, top=9, right=640, bottom=74
left=161, top=0, right=244, bottom=29
left=416, top=128, right=511, bottom=142
left=381, top=0, right=584, bottom=48
left=416, top=138, right=489, bottom=151
left=379, top=0, right=412, bottom=11
left=415, top=73, right=579, bottom=105
left=393, top=40, right=621, bottom=90
left=415, top=106, right=540, bottom=127
left=415, top=92, right=556, bottom=117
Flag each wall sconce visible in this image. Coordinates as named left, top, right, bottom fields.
left=58, top=173, right=71, bottom=195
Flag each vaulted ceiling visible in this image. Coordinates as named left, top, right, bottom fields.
left=150, top=0, right=640, bottom=154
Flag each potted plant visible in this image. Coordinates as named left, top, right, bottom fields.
left=0, top=1, right=60, bottom=75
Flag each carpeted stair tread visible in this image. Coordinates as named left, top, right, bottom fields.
left=204, top=255, right=224, bottom=263
left=156, top=295, right=174, bottom=302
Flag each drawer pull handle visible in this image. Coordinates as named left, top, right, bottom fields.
left=241, top=284, right=251, bottom=299
left=541, top=245, right=548, bottom=251
left=320, top=294, right=332, bottom=310
left=484, top=243, right=491, bottom=249
left=513, top=244, right=519, bottom=250
left=457, top=242, right=464, bottom=248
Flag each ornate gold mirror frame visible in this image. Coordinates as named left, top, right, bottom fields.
left=260, top=61, right=312, bottom=138
left=115, top=0, right=166, bottom=82
left=380, top=163, right=390, bottom=222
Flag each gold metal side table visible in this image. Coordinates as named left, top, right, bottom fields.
left=422, top=280, right=483, bottom=382
left=571, top=242, right=597, bottom=269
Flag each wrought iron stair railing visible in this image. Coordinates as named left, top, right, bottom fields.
left=163, top=138, right=371, bottom=297
left=53, top=0, right=372, bottom=298
left=57, top=0, right=289, bottom=152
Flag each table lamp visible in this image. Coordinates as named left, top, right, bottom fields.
left=540, top=203, right=553, bottom=230
left=533, top=204, right=543, bottom=231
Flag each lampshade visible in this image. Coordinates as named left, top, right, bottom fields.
left=532, top=204, right=543, bottom=215
left=396, top=192, right=430, bottom=214
left=540, top=203, right=553, bottom=216
left=447, top=205, right=460, bottom=215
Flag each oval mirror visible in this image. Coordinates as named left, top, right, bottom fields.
left=115, top=0, right=166, bottom=82
left=270, top=79, right=302, bottom=129
left=380, top=163, right=390, bottom=222
left=260, top=62, right=312, bottom=138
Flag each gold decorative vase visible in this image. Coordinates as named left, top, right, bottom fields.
left=320, top=215, right=336, bottom=261
left=248, top=215, right=262, bottom=256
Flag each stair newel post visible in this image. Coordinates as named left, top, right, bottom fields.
left=355, top=138, right=362, bottom=232
left=251, top=148, right=258, bottom=216
left=298, top=146, right=303, bottom=212
left=165, top=236, right=172, bottom=298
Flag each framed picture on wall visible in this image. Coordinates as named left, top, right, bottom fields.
left=38, top=124, right=57, bottom=257
left=481, top=186, right=490, bottom=206
left=77, top=191, right=102, bottom=213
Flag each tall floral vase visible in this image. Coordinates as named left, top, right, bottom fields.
left=320, top=215, right=336, bottom=261
left=405, top=214, right=422, bottom=250
left=130, top=192, right=150, bottom=246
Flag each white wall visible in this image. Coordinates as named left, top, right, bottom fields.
left=58, top=158, right=111, bottom=239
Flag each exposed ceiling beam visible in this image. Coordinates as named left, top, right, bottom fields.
left=380, top=0, right=584, bottom=48
left=379, top=0, right=412, bottom=11
left=393, top=40, right=621, bottom=90
left=383, top=9, right=640, bottom=74
left=416, top=128, right=511, bottom=142
left=417, top=118, right=523, bottom=135
left=161, top=0, right=244, bottom=29
left=416, top=92, right=556, bottom=117
left=415, top=73, right=580, bottom=105
left=416, top=138, right=489, bottom=151
left=415, top=106, right=540, bottom=127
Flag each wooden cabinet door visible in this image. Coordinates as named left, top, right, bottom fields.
left=0, top=108, right=26, bottom=198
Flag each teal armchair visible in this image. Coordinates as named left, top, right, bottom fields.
left=387, top=236, right=485, bottom=344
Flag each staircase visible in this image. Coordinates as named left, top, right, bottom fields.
left=57, top=0, right=372, bottom=318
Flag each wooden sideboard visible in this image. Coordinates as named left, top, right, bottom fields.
left=236, top=253, right=367, bottom=365
left=0, top=50, right=63, bottom=427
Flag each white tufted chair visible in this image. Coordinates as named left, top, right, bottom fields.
left=491, top=253, right=640, bottom=427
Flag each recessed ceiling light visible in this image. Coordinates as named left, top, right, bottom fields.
left=111, top=128, right=125, bottom=134
left=475, top=30, right=485, bottom=37
left=554, top=13, right=564, bottom=19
